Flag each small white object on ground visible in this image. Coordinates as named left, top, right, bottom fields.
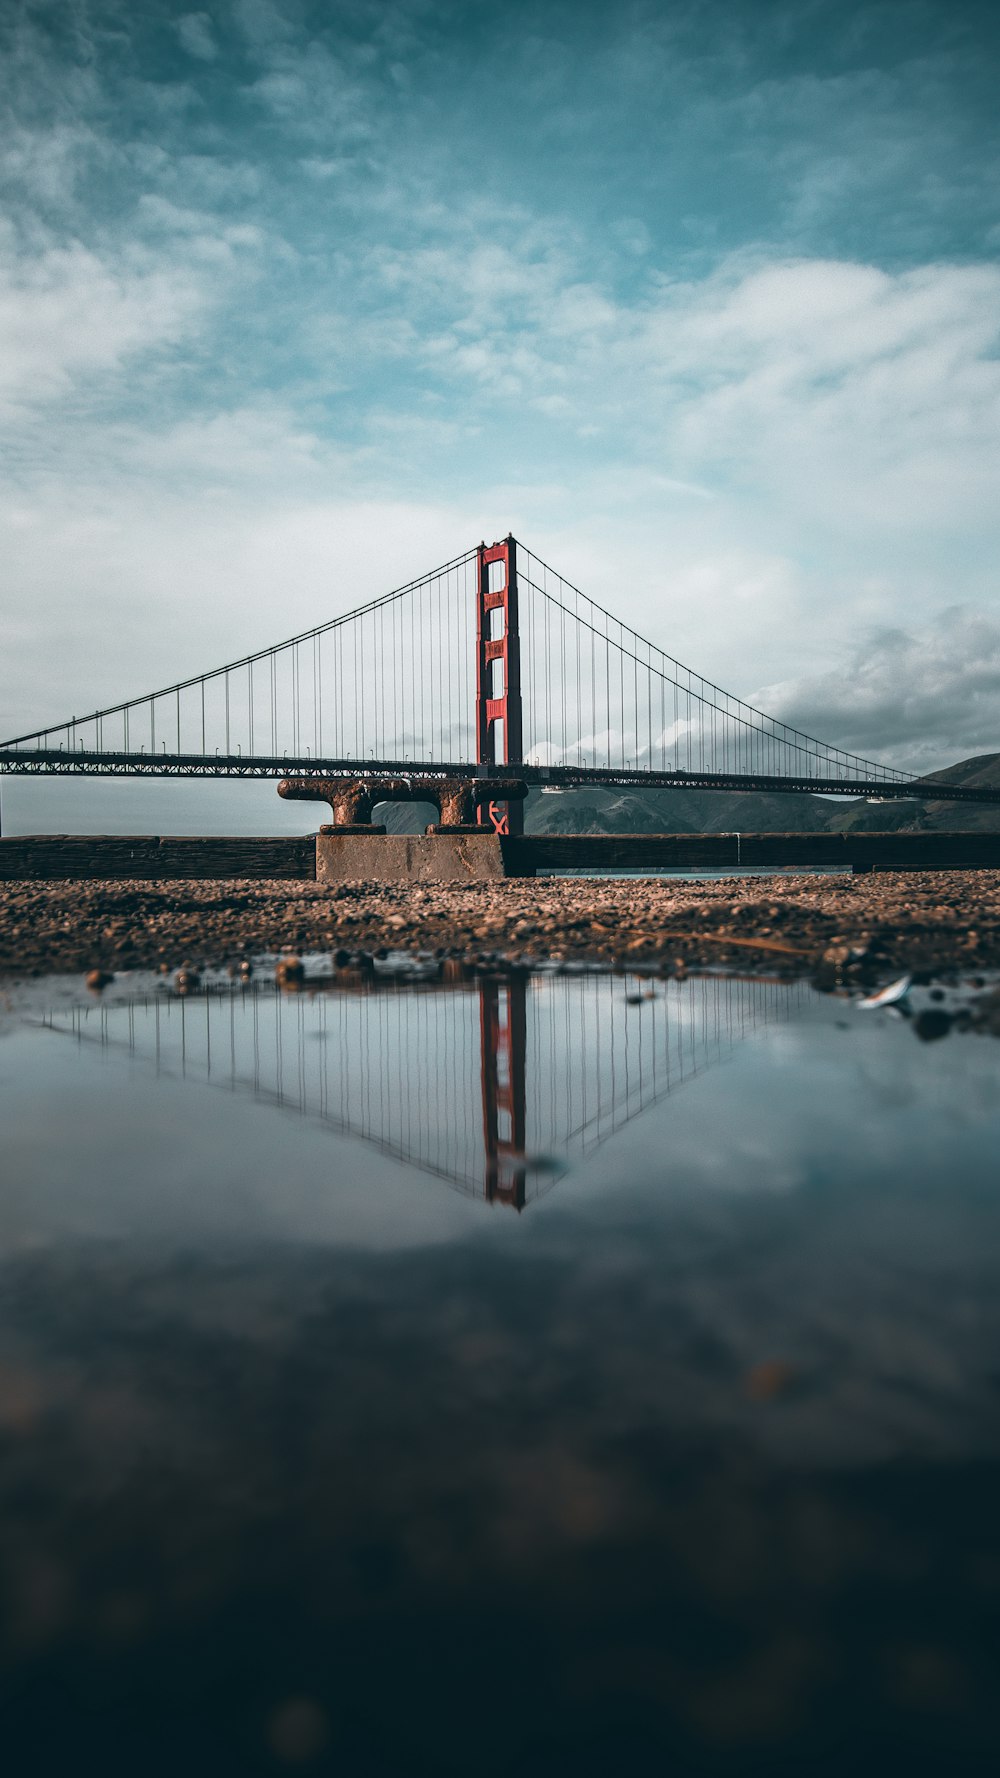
left=857, top=975, right=912, bottom=1009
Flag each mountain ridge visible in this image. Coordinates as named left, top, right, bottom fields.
left=374, top=753, right=1000, bottom=836
left=523, top=751, right=1000, bottom=837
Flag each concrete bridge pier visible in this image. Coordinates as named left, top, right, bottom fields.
left=315, top=832, right=519, bottom=884
left=280, top=775, right=531, bottom=880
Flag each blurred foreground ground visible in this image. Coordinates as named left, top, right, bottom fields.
left=1, top=870, right=998, bottom=977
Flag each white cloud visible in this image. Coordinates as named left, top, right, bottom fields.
left=644, top=258, right=1000, bottom=533
left=753, top=608, right=1000, bottom=771
left=244, top=30, right=374, bottom=142
left=3, top=225, right=997, bottom=771
left=366, top=238, right=1000, bottom=543
left=0, top=121, right=100, bottom=210
left=327, top=225, right=990, bottom=589
left=232, top=0, right=298, bottom=50
left=176, top=13, right=219, bottom=63
left=0, top=231, right=208, bottom=415
left=0, top=449, right=484, bottom=742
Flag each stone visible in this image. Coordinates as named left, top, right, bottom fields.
left=745, top=1359, right=798, bottom=1401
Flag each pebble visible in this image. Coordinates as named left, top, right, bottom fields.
left=276, top=956, right=305, bottom=989
left=266, top=1697, right=330, bottom=1763
left=3, top=872, right=1000, bottom=978
left=745, top=1360, right=798, bottom=1402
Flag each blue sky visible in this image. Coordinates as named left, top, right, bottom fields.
left=2, top=0, right=999, bottom=819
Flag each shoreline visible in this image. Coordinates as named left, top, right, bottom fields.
left=2, top=871, right=999, bottom=980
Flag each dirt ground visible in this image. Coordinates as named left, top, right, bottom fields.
left=1, top=870, right=999, bottom=980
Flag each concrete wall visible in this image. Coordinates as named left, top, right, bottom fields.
left=316, top=833, right=509, bottom=883
left=0, top=836, right=317, bottom=880
left=4, top=829, right=1000, bottom=882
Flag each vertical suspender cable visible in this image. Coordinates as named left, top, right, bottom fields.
left=575, top=579, right=581, bottom=763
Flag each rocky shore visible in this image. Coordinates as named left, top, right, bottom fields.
left=1, top=870, right=999, bottom=980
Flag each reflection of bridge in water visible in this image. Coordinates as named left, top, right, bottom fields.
left=39, top=971, right=806, bottom=1208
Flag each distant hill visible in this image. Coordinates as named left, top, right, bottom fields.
left=524, top=753, right=1000, bottom=837
left=523, top=784, right=830, bottom=834
left=365, top=754, right=1000, bottom=836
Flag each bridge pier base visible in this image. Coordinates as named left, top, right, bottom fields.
left=315, top=832, right=534, bottom=884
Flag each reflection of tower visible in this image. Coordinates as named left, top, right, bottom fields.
left=42, top=974, right=804, bottom=1208
left=479, top=977, right=528, bottom=1208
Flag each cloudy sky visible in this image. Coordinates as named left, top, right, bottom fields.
left=2, top=0, right=999, bottom=828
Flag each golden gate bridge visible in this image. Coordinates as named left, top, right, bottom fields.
left=2, top=536, right=997, bottom=816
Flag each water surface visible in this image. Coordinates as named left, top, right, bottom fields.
left=1, top=964, right=998, bottom=1775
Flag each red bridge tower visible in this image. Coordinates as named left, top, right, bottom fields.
left=475, top=535, right=524, bottom=835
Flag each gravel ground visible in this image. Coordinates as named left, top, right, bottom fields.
left=1, top=870, right=999, bottom=980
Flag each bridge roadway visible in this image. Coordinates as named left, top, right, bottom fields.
left=1, top=748, right=998, bottom=806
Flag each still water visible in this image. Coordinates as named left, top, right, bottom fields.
left=1, top=962, right=999, bottom=1776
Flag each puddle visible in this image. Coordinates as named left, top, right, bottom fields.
left=0, top=965, right=999, bottom=1774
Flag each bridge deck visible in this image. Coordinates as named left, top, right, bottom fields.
left=0, top=749, right=997, bottom=806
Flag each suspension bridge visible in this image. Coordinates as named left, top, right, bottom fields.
left=2, top=536, right=997, bottom=824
